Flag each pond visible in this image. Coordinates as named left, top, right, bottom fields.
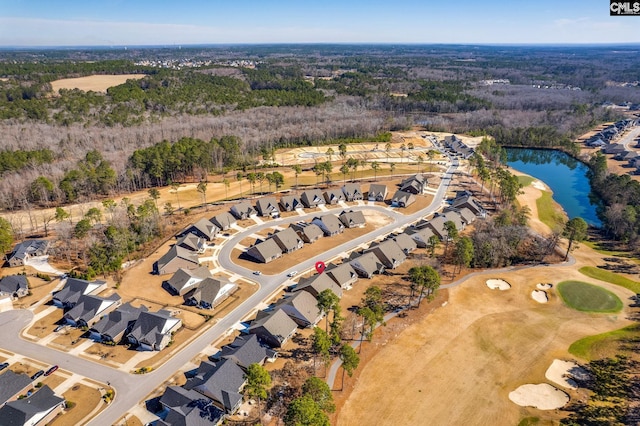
left=505, top=148, right=601, bottom=227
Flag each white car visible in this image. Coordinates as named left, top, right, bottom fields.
left=287, top=271, right=298, bottom=277
left=253, top=271, right=262, bottom=276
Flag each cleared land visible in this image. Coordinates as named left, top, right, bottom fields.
left=50, top=74, right=145, bottom=93
left=557, top=281, right=623, bottom=313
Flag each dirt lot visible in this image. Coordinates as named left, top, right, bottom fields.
left=50, top=74, right=146, bottom=93
left=50, top=383, right=104, bottom=426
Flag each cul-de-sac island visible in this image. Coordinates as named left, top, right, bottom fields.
left=0, top=44, right=640, bottom=426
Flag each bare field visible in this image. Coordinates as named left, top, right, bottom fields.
left=50, top=383, right=104, bottom=426
left=50, top=74, right=146, bottom=93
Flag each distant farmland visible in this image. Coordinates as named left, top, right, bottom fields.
left=50, top=74, right=145, bottom=93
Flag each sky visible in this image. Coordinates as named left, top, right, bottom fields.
left=0, top=0, right=637, bottom=46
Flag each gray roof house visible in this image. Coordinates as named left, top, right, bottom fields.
left=210, top=212, right=237, bottom=231
left=300, top=189, right=325, bottom=208
left=52, top=278, right=107, bottom=309
left=366, top=240, right=407, bottom=269
left=405, top=227, right=436, bottom=248
left=454, top=207, right=477, bottom=226
left=279, top=195, right=302, bottom=212
left=175, top=233, right=205, bottom=254
left=367, top=184, right=388, bottom=202
left=325, top=262, right=358, bottom=289
left=246, top=238, right=283, bottom=264
left=89, top=302, right=149, bottom=343
left=292, top=273, right=343, bottom=299
left=602, top=143, right=626, bottom=155
left=312, top=215, right=345, bottom=236
left=271, top=228, right=304, bottom=254
left=323, top=188, right=345, bottom=205
left=0, top=370, right=33, bottom=405
left=255, top=197, right=280, bottom=218
left=451, top=194, right=486, bottom=218
left=7, top=240, right=49, bottom=267
left=338, top=210, right=366, bottom=228
left=276, top=291, right=323, bottom=328
left=213, top=334, right=277, bottom=371
left=184, top=359, right=246, bottom=414
left=164, top=266, right=212, bottom=296
left=0, top=385, right=65, bottom=426
left=393, top=233, right=418, bottom=255
left=248, top=308, right=298, bottom=348
left=176, top=218, right=219, bottom=241
left=0, top=275, right=29, bottom=298
left=391, top=190, right=416, bottom=208
left=64, top=293, right=122, bottom=328
left=425, top=211, right=464, bottom=240
left=158, top=386, right=224, bottom=426
left=154, top=246, right=200, bottom=275
left=399, top=174, right=427, bottom=194
left=127, top=310, right=182, bottom=351
left=184, top=278, right=238, bottom=310
left=230, top=201, right=256, bottom=220
left=349, top=252, right=386, bottom=278
left=342, top=183, right=363, bottom=201
left=290, top=223, right=324, bottom=244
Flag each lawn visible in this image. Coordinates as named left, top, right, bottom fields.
left=516, top=175, right=535, bottom=187
left=557, top=281, right=623, bottom=313
left=568, top=324, right=640, bottom=361
left=578, top=266, right=640, bottom=294
left=535, top=190, right=566, bottom=230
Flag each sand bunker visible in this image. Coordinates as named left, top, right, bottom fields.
left=545, top=359, right=588, bottom=390
left=509, top=384, right=569, bottom=410
left=531, top=290, right=548, bottom=303
left=536, top=283, right=553, bottom=290
left=486, top=279, right=511, bottom=290
left=532, top=180, right=546, bottom=191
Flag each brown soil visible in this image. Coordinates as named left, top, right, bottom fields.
left=26, top=309, right=63, bottom=339
left=50, top=74, right=146, bottom=93
left=50, top=383, right=104, bottom=426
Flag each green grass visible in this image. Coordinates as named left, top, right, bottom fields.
left=517, top=417, right=540, bottom=426
left=579, top=266, right=640, bottom=294
left=581, top=241, right=640, bottom=263
left=535, top=190, right=566, bottom=230
left=557, top=281, right=623, bottom=313
left=569, top=324, right=640, bottom=361
left=516, top=175, right=535, bottom=187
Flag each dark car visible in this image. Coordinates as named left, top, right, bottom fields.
left=31, top=370, right=44, bottom=380
left=0, top=362, right=9, bottom=371
left=44, top=365, right=58, bottom=376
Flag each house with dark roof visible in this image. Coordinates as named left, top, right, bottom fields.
left=342, top=183, right=363, bottom=201
left=164, top=266, right=211, bottom=296
left=276, top=291, right=323, bottom=328
left=0, top=275, right=29, bottom=299
left=367, top=184, right=388, bottom=202
left=7, top=240, right=49, bottom=267
left=279, top=195, right=302, bottom=212
left=323, top=188, right=345, bottom=205
left=399, top=174, right=427, bottom=194
left=184, top=278, right=238, bottom=309
left=210, top=212, right=237, bottom=231
left=366, top=240, right=407, bottom=269
left=271, top=228, right=304, bottom=254
left=0, top=385, right=65, bottom=426
left=312, top=215, right=345, bottom=236
left=64, top=293, right=121, bottom=328
left=451, top=194, right=486, bottom=218
left=158, top=386, right=224, bottom=426
left=405, top=227, right=436, bottom=248
left=290, top=223, right=324, bottom=244
left=338, top=210, right=366, bottom=228
left=292, top=273, right=343, bottom=299
left=0, top=370, right=33, bottom=405
left=176, top=218, right=219, bottom=241
left=154, top=246, right=200, bottom=275
left=230, top=202, right=256, bottom=220
left=212, top=334, right=277, bottom=371
left=127, top=310, right=182, bottom=351
left=391, top=190, right=416, bottom=208
left=52, top=278, right=107, bottom=309
left=175, top=233, right=205, bottom=254
left=184, top=359, right=246, bottom=414
left=349, top=252, right=385, bottom=278
left=248, top=308, right=297, bottom=348
left=325, top=262, right=358, bottom=289
left=246, top=239, right=283, bottom=264
left=255, top=197, right=280, bottom=218
left=300, top=189, right=325, bottom=208
left=393, top=233, right=418, bottom=255
left=602, top=143, right=626, bottom=155
left=89, top=302, right=149, bottom=343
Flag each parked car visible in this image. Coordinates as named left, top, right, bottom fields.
left=287, top=271, right=298, bottom=277
left=0, top=362, right=9, bottom=371
left=31, top=370, right=44, bottom=380
left=44, top=365, right=58, bottom=376
left=253, top=271, right=262, bottom=276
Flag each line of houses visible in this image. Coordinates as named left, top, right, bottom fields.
left=443, top=135, right=475, bottom=159
left=585, top=119, right=638, bottom=148
left=0, top=369, right=65, bottom=425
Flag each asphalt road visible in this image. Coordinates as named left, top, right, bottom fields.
left=0, top=155, right=458, bottom=426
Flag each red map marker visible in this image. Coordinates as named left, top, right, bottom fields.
left=315, top=261, right=326, bottom=274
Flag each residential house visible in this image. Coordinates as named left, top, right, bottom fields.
left=342, top=183, right=363, bottom=201
left=0, top=385, right=65, bottom=426
left=212, top=334, right=277, bottom=370
left=248, top=308, right=297, bottom=348
left=615, top=150, right=638, bottom=162
left=404, top=227, right=436, bottom=248
left=153, top=246, right=200, bottom=275
left=290, top=223, right=323, bottom=244
left=300, top=189, right=325, bottom=208
left=230, top=202, right=256, bottom=220
left=602, top=143, right=626, bottom=155
left=292, top=273, right=343, bottom=298
left=451, top=194, right=486, bottom=218
left=246, top=239, right=283, bottom=264
left=325, top=262, right=358, bottom=289
left=276, top=291, right=323, bottom=328
left=7, top=240, right=49, bottom=267
left=338, top=210, right=366, bottom=228
left=127, top=310, right=182, bottom=351
left=0, top=275, right=29, bottom=299
left=184, top=359, right=246, bottom=414
left=271, top=228, right=304, bottom=254
left=89, top=302, right=149, bottom=343
left=453, top=207, right=477, bottom=226
left=64, top=293, right=121, bottom=328
left=279, top=195, right=302, bottom=212
left=0, top=370, right=32, bottom=405
left=367, top=184, right=388, bottom=202
left=157, top=386, right=224, bottom=426
left=210, top=212, right=237, bottom=231
left=440, top=210, right=465, bottom=231
left=176, top=218, right=219, bottom=241
left=164, top=266, right=211, bottom=296
left=366, top=240, right=407, bottom=269
left=425, top=211, right=464, bottom=241
left=393, top=233, right=417, bottom=255
left=52, top=278, right=107, bottom=309
left=184, top=278, right=238, bottom=309
left=391, top=190, right=416, bottom=208
left=348, top=252, right=385, bottom=278
left=175, top=233, right=205, bottom=254
left=399, top=174, right=427, bottom=194
left=255, top=197, right=280, bottom=218
left=323, top=188, right=345, bottom=205
left=311, top=215, right=345, bottom=236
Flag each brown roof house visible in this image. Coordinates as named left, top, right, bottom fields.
left=184, top=277, right=238, bottom=309
left=325, top=262, right=358, bottom=289
left=276, top=291, right=323, bottom=328
left=279, top=194, right=302, bottom=212
left=175, top=233, right=205, bottom=254
left=127, top=309, right=182, bottom=351
left=366, top=239, right=407, bottom=269
left=323, top=188, right=345, bottom=205
left=271, top=227, right=304, bottom=254
left=425, top=211, right=464, bottom=241
left=154, top=246, right=200, bottom=275
left=210, top=212, right=237, bottom=231
left=393, top=232, right=418, bottom=255
left=367, top=184, right=388, bottom=202
left=338, top=210, right=366, bottom=228
left=391, top=190, right=416, bottom=208
left=399, top=174, right=427, bottom=194
left=164, top=266, right=211, bottom=296
left=246, top=238, right=283, bottom=264
left=300, top=189, right=325, bottom=208
left=176, top=218, right=219, bottom=241
left=292, top=273, right=343, bottom=298
left=7, top=240, right=49, bottom=267
left=248, top=308, right=298, bottom=348
left=312, top=214, right=345, bottom=236
left=230, top=201, right=256, bottom=220
left=404, top=227, right=436, bottom=248
left=342, top=183, right=363, bottom=201
left=290, top=222, right=324, bottom=244
left=349, top=252, right=385, bottom=278
left=255, top=196, right=280, bottom=218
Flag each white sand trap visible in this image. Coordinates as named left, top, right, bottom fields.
left=536, top=283, right=553, bottom=290
left=531, top=290, right=548, bottom=303
left=545, top=359, right=588, bottom=390
left=532, top=180, right=546, bottom=190
left=486, top=279, right=511, bottom=290
left=509, top=384, right=569, bottom=410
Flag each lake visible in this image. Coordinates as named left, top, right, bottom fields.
left=505, top=148, right=601, bottom=227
